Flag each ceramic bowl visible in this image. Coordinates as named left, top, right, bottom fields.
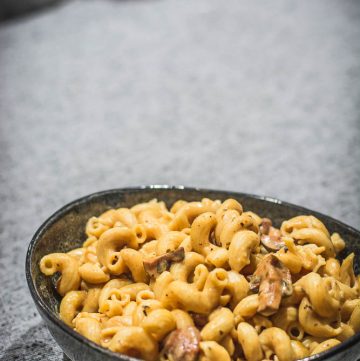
left=26, top=186, right=360, bottom=361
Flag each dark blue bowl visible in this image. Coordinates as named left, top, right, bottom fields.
left=25, top=186, right=360, bottom=361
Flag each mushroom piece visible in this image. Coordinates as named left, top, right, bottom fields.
left=190, top=312, right=208, bottom=328
left=249, top=254, right=292, bottom=316
left=160, top=326, right=201, bottom=361
left=143, top=247, right=185, bottom=277
left=260, top=218, right=285, bottom=252
left=260, top=218, right=272, bottom=235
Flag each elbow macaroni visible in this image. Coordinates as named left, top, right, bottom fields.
left=40, top=198, right=359, bottom=361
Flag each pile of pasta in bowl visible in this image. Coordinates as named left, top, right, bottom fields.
left=39, top=198, right=360, bottom=361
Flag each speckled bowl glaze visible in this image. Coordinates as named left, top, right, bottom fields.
left=26, top=186, right=360, bottom=361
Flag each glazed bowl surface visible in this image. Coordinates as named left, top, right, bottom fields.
left=26, top=186, right=360, bottom=361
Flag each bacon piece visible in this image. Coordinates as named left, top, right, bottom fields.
left=160, top=326, right=200, bottom=361
left=143, top=247, right=185, bottom=277
left=249, top=254, right=292, bottom=316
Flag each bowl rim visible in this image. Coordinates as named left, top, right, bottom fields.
left=25, top=185, right=360, bottom=361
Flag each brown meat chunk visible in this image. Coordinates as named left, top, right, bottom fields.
left=160, top=326, right=201, bottom=361
left=143, top=247, right=185, bottom=277
left=249, top=254, right=292, bottom=316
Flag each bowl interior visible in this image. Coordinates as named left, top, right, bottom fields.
left=26, top=186, right=360, bottom=359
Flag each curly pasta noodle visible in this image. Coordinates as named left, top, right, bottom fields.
left=40, top=198, right=358, bottom=361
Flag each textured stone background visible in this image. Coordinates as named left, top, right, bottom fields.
left=0, top=0, right=360, bottom=359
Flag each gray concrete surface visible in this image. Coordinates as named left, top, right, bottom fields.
left=0, top=0, right=360, bottom=359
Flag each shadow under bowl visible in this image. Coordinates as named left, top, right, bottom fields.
left=25, top=186, right=360, bottom=361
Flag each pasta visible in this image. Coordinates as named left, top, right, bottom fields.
left=39, top=198, right=359, bottom=361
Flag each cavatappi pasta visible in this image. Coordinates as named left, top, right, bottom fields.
left=39, top=198, right=359, bottom=361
